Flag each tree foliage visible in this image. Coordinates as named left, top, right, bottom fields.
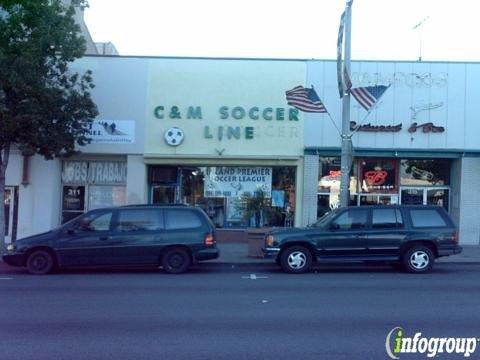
left=0, top=0, right=98, bottom=248
left=0, top=0, right=98, bottom=159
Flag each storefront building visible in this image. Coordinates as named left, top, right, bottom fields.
left=5, top=56, right=306, bottom=241
left=301, top=60, right=480, bottom=245
left=4, top=56, right=480, bottom=245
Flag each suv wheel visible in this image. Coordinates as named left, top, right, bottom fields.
left=161, top=248, right=191, bottom=274
left=402, top=245, right=434, bottom=273
left=280, top=246, right=312, bottom=274
left=26, top=250, right=54, bottom=275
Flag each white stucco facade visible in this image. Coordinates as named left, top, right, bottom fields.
left=4, top=56, right=480, bottom=245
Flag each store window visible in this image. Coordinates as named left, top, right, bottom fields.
left=317, top=157, right=358, bottom=215
left=149, top=165, right=297, bottom=228
left=400, top=159, right=450, bottom=186
left=360, top=159, right=397, bottom=193
left=399, top=159, right=451, bottom=211
left=61, top=161, right=127, bottom=223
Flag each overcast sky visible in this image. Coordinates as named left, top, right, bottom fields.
left=84, top=0, right=479, bottom=61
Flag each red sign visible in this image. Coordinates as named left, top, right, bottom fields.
left=364, top=170, right=388, bottom=186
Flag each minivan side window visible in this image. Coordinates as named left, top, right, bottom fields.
left=372, top=209, right=404, bottom=229
left=409, top=209, right=447, bottom=228
left=332, top=209, right=368, bottom=230
left=165, top=209, right=203, bottom=230
left=116, top=209, right=163, bottom=232
left=76, top=211, right=113, bottom=232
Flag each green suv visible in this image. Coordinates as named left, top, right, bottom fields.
left=3, top=205, right=219, bottom=274
left=263, top=205, right=461, bottom=274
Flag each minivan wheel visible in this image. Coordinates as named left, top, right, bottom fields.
left=161, top=248, right=191, bottom=274
left=280, top=246, right=313, bottom=274
left=402, top=245, right=434, bottom=273
left=26, top=250, right=54, bottom=275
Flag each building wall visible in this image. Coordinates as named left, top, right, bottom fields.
left=10, top=155, right=62, bottom=239
left=126, top=155, right=148, bottom=205
left=145, top=58, right=306, bottom=158
left=302, top=154, right=319, bottom=226
left=305, top=60, right=480, bottom=151
left=457, top=158, right=480, bottom=245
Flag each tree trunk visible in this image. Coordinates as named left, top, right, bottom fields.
left=0, top=144, right=10, bottom=254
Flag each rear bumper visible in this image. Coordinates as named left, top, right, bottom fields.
left=194, top=247, right=220, bottom=261
left=438, top=245, right=463, bottom=257
left=2, top=253, right=26, bottom=267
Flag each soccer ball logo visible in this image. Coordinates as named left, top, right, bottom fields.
left=164, top=127, right=185, bottom=146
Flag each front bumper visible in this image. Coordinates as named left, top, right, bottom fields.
left=262, top=247, right=281, bottom=258
left=438, top=245, right=463, bottom=257
left=194, top=247, right=220, bottom=261
left=2, top=253, right=26, bottom=267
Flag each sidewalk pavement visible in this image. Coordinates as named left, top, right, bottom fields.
left=213, top=243, right=480, bottom=264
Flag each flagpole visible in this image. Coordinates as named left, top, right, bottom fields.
left=340, top=0, right=353, bottom=208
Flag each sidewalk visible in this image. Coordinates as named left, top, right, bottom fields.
left=213, top=243, right=480, bottom=264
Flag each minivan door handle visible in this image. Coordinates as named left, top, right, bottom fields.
left=99, top=236, right=111, bottom=241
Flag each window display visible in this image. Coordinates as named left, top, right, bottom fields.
left=151, top=165, right=297, bottom=228
left=360, top=159, right=397, bottom=192
left=400, top=159, right=450, bottom=186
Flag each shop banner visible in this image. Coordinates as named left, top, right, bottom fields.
left=89, top=120, right=135, bottom=144
left=62, top=161, right=127, bottom=184
left=203, top=167, right=272, bottom=198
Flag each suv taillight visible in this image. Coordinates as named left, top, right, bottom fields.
left=204, top=233, right=215, bottom=246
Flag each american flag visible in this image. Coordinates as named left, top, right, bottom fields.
left=285, top=85, right=328, bottom=113
left=350, top=85, right=388, bottom=111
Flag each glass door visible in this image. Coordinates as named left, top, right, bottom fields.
left=4, top=187, right=14, bottom=244
left=400, top=188, right=424, bottom=205
left=426, top=188, right=449, bottom=210
left=400, top=187, right=449, bottom=211
left=151, top=185, right=177, bottom=204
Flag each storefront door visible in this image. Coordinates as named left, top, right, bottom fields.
left=152, top=185, right=177, bottom=204
left=4, top=187, right=14, bottom=244
left=400, top=187, right=449, bottom=211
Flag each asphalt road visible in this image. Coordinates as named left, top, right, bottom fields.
left=1, top=263, right=480, bottom=360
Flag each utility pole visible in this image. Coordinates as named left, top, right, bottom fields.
left=339, top=0, right=353, bottom=208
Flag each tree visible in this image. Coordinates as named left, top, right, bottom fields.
left=0, top=0, right=98, bottom=252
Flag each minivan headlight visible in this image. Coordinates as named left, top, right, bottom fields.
left=7, top=244, right=16, bottom=252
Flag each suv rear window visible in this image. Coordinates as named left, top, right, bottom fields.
left=409, top=209, right=447, bottom=228
left=165, top=209, right=203, bottom=230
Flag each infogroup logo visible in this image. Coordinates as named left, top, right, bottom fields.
left=385, top=327, right=478, bottom=359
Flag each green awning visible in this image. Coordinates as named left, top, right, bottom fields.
left=304, top=147, right=480, bottom=158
